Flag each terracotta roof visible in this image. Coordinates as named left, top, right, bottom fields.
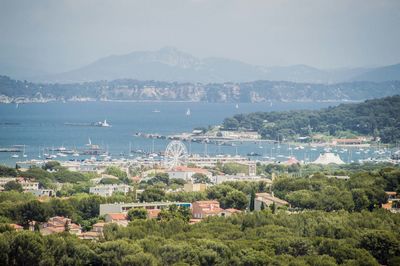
left=10, top=224, right=23, bottom=229
left=385, top=191, right=397, bottom=196
left=106, top=213, right=127, bottom=220
left=147, top=209, right=161, bottom=219
left=92, top=222, right=106, bottom=227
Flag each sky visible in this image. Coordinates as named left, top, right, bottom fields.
left=0, top=0, right=400, bottom=74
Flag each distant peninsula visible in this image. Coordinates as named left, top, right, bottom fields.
left=1, top=75, right=400, bottom=104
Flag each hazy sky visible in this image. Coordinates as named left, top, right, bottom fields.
left=1, top=0, right=400, bottom=73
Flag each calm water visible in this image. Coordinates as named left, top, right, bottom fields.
left=0, top=101, right=383, bottom=166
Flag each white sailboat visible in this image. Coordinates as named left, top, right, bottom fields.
left=235, top=103, right=239, bottom=109
left=186, top=108, right=191, bottom=116
left=22, top=145, right=27, bottom=158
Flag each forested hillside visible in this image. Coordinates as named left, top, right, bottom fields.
left=222, top=95, right=400, bottom=143
left=1, top=75, right=400, bottom=103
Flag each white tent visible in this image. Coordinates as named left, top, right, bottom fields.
left=313, top=153, right=345, bottom=165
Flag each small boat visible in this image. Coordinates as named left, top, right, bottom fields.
left=186, top=108, right=191, bottom=116
left=95, top=119, right=111, bottom=127
left=152, top=109, right=161, bottom=113
left=72, top=152, right=79, bottom=157
left=11, top=154, right=19, bottom=158
left=235, top=104, right=239, bottom=109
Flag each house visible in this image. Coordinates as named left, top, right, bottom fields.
left=104, top=213, right=128, bottom=226
left=147, top=209, right=161, bottom=219
left=192, top=200, right=223, bottom=219
left=284, top=157, right=300, bottom=165
left=166, top=166, right=212, bottom=181
left=89, top=184, right=132, bottom=197
left=27, top=189, right=55, bottom=197
left=0, top=177, right=39, bottom=191
left=183, top=182, right=207, bottom=192
left=100, top=202, right=191, bottom=215
left=254, top=193, right=289, bottom=210
left=10, top=224, right=23, bottom=232
left=92, top=222, right=106, bottom=233
left=41, top=216, right=81, bottom=235
left=220, top=208, right=242, bottom=217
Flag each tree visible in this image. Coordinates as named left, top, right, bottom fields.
left=192, top=173, right=211, bottom=184
left=4, top=181, right=23, bottom=192
left=359, top=230, right=400, bottom=265
left=42, top=161, right=61, bottom=171
left=127, top=208, right=148, bottom=221
left=15, top=200, right=52, bottom=227
left=140, top=187, right=165, bottom=202
left=104, top=166, right=128, bottom=179
left=270, top=202, right=277, bottom=214
left=249, top=190, right=256, bottom=211
left=0, top=165, right=17, bottom=176
left=9, top=231, right=45, bottom=266
left=224, top=190, right=249, bottom=210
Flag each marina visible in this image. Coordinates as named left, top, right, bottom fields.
left=1, top=101, right=399, bottom=166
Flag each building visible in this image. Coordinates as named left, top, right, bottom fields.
left=220, top=208, right=242, bottom=217
left=166, top=166, right=212, bottom=181
left=327, top=175, right=350, bottom=180
left=40, top=216, right=81, bottom=235
left=147, top=209, right=161, bottom=219
left=213, top=174, right=271, bottom=185
left=219, top=130, right=261, bottom=140
left=92, top=222, right=106, bottom=233
left=183, top=182, right=207, bottom=192
left=89, top=184, right=132, bottom=197
left=192, top=200, right=223, bottom=219
left=332, top=137, right=368, bottom=146
left=10, top=224, right=23, bottom=232
left=104, top=213, right=129, bottom=226
left=100, top=202, right=191, bottom=215
left=27, top=189, right=55, bottom=197
left=312, top=153, right=345, bottom=165
left=0, top=177, right=39, bottom=191
left=254, top=193, right=289, bottom=210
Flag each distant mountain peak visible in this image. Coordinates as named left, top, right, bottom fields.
left=27, top=47, right=400, bottom=84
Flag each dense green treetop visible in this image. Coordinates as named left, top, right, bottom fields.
left=222, top=95, right=400, bottom=143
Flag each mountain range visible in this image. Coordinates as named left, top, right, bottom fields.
left=12, top=47, right=399, bottom=84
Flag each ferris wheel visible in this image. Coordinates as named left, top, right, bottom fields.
left=164, top=141, right=188, bottom=168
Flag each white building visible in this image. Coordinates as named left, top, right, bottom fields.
left=99, top=202, right=191, bottom=215
left=213, top=175, right=271, bottom=185
left=89, top=184, right=132, bottom=197
left=166, top=166, right=212, bottom=181
left=312, top=153, right=345, bottom=165
left=27, top=189, right=55, bottom=197
left=0, top=177, right=39, bottom=191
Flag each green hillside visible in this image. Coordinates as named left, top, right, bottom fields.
left=223, top=95, right=400, bottom=143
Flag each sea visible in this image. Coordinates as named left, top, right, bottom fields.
left=0, top=101, right=390, bottom=166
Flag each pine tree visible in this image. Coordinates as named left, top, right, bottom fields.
left=249, top=190, right=256, bottom=211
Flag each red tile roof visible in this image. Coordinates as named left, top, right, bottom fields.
left=106, top=213, right=127, bottom=220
